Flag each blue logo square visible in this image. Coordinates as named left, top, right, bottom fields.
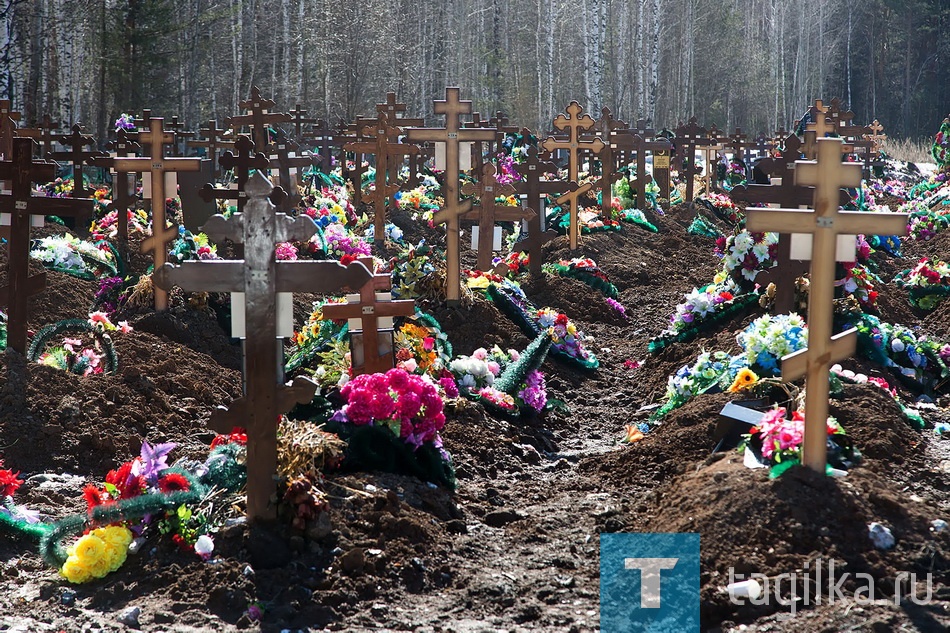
left=600, top=532, right=700, bottom=632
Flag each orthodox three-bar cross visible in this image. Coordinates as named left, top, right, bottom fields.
left=18, top=114, right=60, bottom=159
left=541, top=101, right=604, bottom=250
left=745, top=137, right=908, bottom=472
left=461, top=162, right=533, bottom=271
left=227, top=86, right=291, bottom=153
left=91, top=129, right=142, bottom=258
left=49, top=123, right=107, bottom=199
left=407, top=87, right=496, bottom=304
left=512, top=145, right=568, bottom=276
left=154, top=172, right=373, bottom=520
left=344, top=114, right=418, bottom=244
left=112, top=118, right=202, bottom=310
left=674, top=117, right=710, bottom=202
left=269, top=128, right=316, bottom=212
left=0, top=138, right=94, bottom=353
left=187, top=120, right=235, bottom=178
left=587, top=107, right=627, bottom=218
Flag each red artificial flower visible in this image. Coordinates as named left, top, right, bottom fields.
left=339, top=253, right=357, bottom=266
left=719, top=291, right=734, bottom=301
left=0, top=466, right=23, bottom=498
left=210, top=427, right=248, bottom=449
left=555, top=313, right=569, bottom=326
left=158, top=472, right=190, bottom=493
left=83, top=484, right=105, bottom=513
left=105, top=461, right=145, bottom=499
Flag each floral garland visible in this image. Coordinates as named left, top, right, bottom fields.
left=736, top=312, right=808, bottom=375
left=900, top=199, right=950, bottom=241
left=449, top=336, right=550, bottom=416
left=394, top=182, right=443, bottom=227
left=893, top=257, right=950, bottom=309
left=543, top=257, right=619, bottom=298
left=653, top=350, right=744, bottom=418
left=740, top=407, right=858, bottom=478
left=486, top=281, right=598, bottom=369
left=286, top=299, right=349, bottom=376
left=30, top=234, right=119, bottom=280
left=90, top=208, right=151, bottom=242
left=26, top=315, right=129, bottom=375
left=300, top=185, right=357, bottom=227
left=619, top=208, right=659, bottom=232
left=394, top=313, right=454, bottom=381
left=552, top=206, right=622, bottom=234
left=720, top=160, right=748, bottom=190
left=846, top=312, right=950, bottom=391
left=837, top=262, right=881, bottom=310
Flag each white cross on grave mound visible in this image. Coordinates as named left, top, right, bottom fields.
left=745, top=137, right=908, bottom=472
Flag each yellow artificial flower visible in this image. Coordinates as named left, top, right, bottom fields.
left=72, top=533, right=106, bottom=562
left=61, top=557, right=94, bottom=584
left=728, top=368, right=760, bottom=392
left=467, top=276, right=490, bottom=289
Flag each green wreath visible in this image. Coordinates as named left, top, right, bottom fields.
left=931, top=117, right=950, bottom=166
left=27, top=318, right=119, bottom=375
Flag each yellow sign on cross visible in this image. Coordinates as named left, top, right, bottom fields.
left=745, top=137, right=908, bottom=472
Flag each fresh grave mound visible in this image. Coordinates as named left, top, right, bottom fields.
left=638, top=455, right=950, bottom=627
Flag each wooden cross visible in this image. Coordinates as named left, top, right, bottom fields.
left=91, top=129, right=142, bottom=257
left=460, top=163, right=532, bottom=271
left=345, top=114, right=418, bottom=244
left=406, top=141, right=433, bottom=189
left=227, top=86, right=291, bottom=153
left=0, top=138, right=93, bottom=353
left=322, top=258, right=416, bottom=376
left=269, top=128, right=316, bottom=212
left=541, top=101, right=605, bottom=249
left=462, top=112, right=492, bottom=176
left=489, top=111, right=519, bottom=157
left=48, top=124, right=107, bottom=198
left=186, top=120, right=236, bottom=177
left=0, top=100, right=22, bottom=159
left=745, top=137, right=908, bottom=472
left=773, top=126, right=789, bottom=147
left=18, top=114, right=60, bottom=158
left=729, top=128, right=749, bottom=164
left=512, top=146, right=571, bottom=275
left=288, top=104, right=317, bottom=143
left=305, top=118, right=346, bottom=175
left=406, top=87, right=496, bottom=304
left=610, top=131, right=671, bottom=211
left=866, top=119, right=886, bottom=153
left=153, top=171, right=372, bottom=521
left=198, top=135, right=272, bottom=216
left=704, top=124, right=726, bottom=192
left=112, top=118, right=202, bottom=311
left=587, top=107, right=627, bottom=217
left=803, top=99, right=834, bottom=159
left=674, top=117, right=709, bottom=202
left=744, top=133, right=774, bottom=164
left=165, top=116, right=194, bottom=157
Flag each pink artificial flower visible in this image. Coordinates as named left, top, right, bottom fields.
left=118, top=321, right=133, bottom=333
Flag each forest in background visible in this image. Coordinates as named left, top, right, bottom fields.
left=0, top=0, right=947, bottom=145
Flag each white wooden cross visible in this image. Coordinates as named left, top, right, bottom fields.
left=745, top=137, right=908, bottom=472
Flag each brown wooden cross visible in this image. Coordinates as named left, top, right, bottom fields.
left=304, top=118, right=345, bottom=175
left=0, top=100, right=22, bottom=159
left=186, top=120, right=236, bottom=177
left=49, top=124, right=107, bottom=198
left=198, top=135, right=273, bottom=216
left=489, top=111, right=519, bottom=156
left=541, top=101, right=605, bottom=249
left=406, top=87, right=496, bottom=304
left=803, top=99, right=834, bottom=159
left=674, top=117, right=709, bottom=202
left=18, top=114, right=60, bottom=158
left=112, top=118, right=202, bottom=310
left=0, top=138, right=93, bottom=353
left=227, top=86, right=291, bottom=153
left=322, top=258, right=416, bottom=376
left=745, top=137, right=908, bottom=472
left=91, top=129, right=142, bottom=257
left=462, top=112, right=492, bottom=176
left=345, top=114, right=418, bottom=244
left=153, top=171, right=372, bottom=521
left=704, top=124, right=726, bottom=192
left=460, top=162, right=533, bottom=271
left=165, top=116, right=195, bottom=157
left=866, top=119, right=886, bottom=153
left=512, top=146, right=571, bottom=275
left=610, top=131, right=671, bottom=211
left=268, top=128, right=317, bottom=212
left=288, top=104, right=317, bottom=143
left=406, top=141, right=433, bottom=189
left=587, top=107, right=627, bottom=217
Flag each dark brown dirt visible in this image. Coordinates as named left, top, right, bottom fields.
left=1, top=200, right=949, bottom=633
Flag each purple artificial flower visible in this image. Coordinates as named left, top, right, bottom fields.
left=131, top=441, right=176, bottom=485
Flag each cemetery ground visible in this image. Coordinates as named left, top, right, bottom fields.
left=1, top=199, right=948, bottom=632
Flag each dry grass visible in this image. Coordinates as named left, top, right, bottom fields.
left=884, top=137, right=933, bottom=164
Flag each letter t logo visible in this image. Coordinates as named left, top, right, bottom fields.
left=624, top=558, right=679, bottom=608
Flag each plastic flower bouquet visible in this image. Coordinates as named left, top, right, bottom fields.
left=716, top=229, right=778, bottom=287
left=30, top=234, right=118, bottom=280
left=697, top=191, right=743, bottom=224
left=653, top=350, right=740, bottom=418
left=543, top=257, right=618, bottom=298
left=893, top=257, right=950, bottom=309
left=736, top=313, right=808, bottom=375
left=317, top=222, right=372, bottom=260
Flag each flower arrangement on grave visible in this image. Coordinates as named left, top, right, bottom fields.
left=114, top=113, right=136, bottom=132
left=696, top=191, right=744, bottom=225
left=90, top=207, right=151, bottom=241
left=866, top=179, right=909, bottom=202
left=846, top=312, right=950, bottom=391
left=495, top=250, right=530, bottom=277
left=653, top=350, right=742, bottom=418
left=837, top=262, right=881, bottom=310
left=30, top=233, right=120, bottom=280
left=363, top=221, right=405, bottom=244
left=326, top=368, right=455, bottom=487
left=286, top=299, right=349, bottom=376
left=552, top=204, right=622, bottom=234
left=740, top=406, right=858, bottom=478
left=301, top=184, right=357, bottom=226
left=26, top=315, right=129, bottom=375
left=721, top=160, right=747, bottom=189
left=648, top=278, right=759, bottom=353
left=314, top=222, right=372, bottom=260
left=899, top=197, right=950, bottom=242
left=449, top=334, right=551, bottom=416
left=394, top=312, right=454, bottom=381
left=543, top=257, right=619, bottom=298
left=893, top=257, right=950, bottom=309
left=0, top=438, right=246, bottom=583
left=931, top=116, right=950, bottom=168
left=736, top=312, right=808, bottom=375
left=714, top=228, right=778, bottom=287
left=384, top=240, right=443, bottom=300
left=395, top=183, right=443, bottom=227
left=168, top=229, right=221, bottom=264
left=485, top=280, right=598, bottom=369
left=614, top=175, right=661, bottom=213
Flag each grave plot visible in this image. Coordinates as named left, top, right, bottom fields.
left=0, top=94, right=948, bottom=633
